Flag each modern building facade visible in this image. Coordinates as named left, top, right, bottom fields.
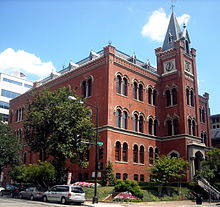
left=9, top=11, right=211, bottom=183
left=0, top=72, right=33, bottom=122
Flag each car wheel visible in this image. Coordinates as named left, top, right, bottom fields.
left=19, top=193, right=23, bottom=199
left=30, top=194, right=34, bottom=200
left=61, top=197, right=66, bottom=204
left=43, top=196, right=47, bottom=202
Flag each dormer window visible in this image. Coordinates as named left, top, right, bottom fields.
left=168, top=33, right=173, bottom=43
left=185, top=40, right=190, bottom=54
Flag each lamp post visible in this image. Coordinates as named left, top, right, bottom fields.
left=68, top=96, right=99, bottom=204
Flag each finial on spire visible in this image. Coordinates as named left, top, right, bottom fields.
left=170, top=0, right=176, bottom=12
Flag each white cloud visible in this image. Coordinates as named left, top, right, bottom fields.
left=0, top=48, right=55, bottom=79
left=141, top=8, right=190, bottom=42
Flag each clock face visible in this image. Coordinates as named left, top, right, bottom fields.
left=164, top=60, right=175, bottom=72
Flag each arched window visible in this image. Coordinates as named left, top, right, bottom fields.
left=185, top=40, right=190, bottom=54
left=115, top=141, right=121, bottom=161
left=122, top=111, right=128, bottom=129
left=148, top=88, right=152, bottom=104
left=133, top=114, right=138, bottom=132
left=190, top=90, right=194, bottom=107
left=186, top=88, right=190, bottom=105
left=133, top=145, right=138, bottom=163
left=154, top=120, right=158, bottom=136
left=116, top=109, right=122, bottom=128
left=202, top=109, right=205, bottom=123
left=172, top=88, right=177, bottom=105
left=140, top=145, right=144, bottom=164
left=153, top=90, right=157, bottom=106
left=122, top=78, right=128, bottom=96
left=139, top=115, right=144, bottom=133
left=133, top=82, right=138, bottom=99
left=139, top=84, right=143, bottom=101
left=203, top=133, right=207, bottom=145
left=116, top=75, right=122, bottom=94
left=149, top=147, right=154, bottom=165
left=148, top=118, right=153, bottom=135
left=123, top=173, right=128, bottom=180
left=122, top=143, right=128, bottom=162
left=170, top=152, right=178, bottom=158
left=192, top=120, right=196, bottom=136
left=167, top=120, right=172, bottom=136
left=166, top=90, right=171, bottom=106
left=116, top=173, right=121, bottom=179
left=173, top=119, right=179, bottom=135
left=188, top=119, right=192, bottom=135
left=87, top=78, right=92, bottom=97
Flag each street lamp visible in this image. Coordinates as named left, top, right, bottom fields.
left=68, top=96, right=99, bottom=204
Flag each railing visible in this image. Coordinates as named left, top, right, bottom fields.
left=198, top=177, right=220, bottom=200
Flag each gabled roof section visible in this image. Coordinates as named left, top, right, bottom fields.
left=162, top=12, right=182, bottom=51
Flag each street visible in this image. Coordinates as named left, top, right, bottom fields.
left=0, top=197, right=220, bottom=207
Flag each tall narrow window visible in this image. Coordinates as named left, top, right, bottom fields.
left=122, top=111, right=128, bottom=129
left=188, top=119, right=192, bottom=135
left=139, top=84, right=143, bottom=101
left=116, top=109, right=122, bottom=128
left=186, top=88, right=190, bottom=105
left=122, top=78, right=128, bottom=96
left=202, top=109, right=205, bottom=123
left=133, top=145, right=138, bottom=163
left=173, top=119, right=179, bottom=135
left=190, top=90, right=194, bottom=107
left=192, top=120, right=196, bottom=136
left=23, top=152, right=27, bottom=164
left=87, top=78, right=92, bottom=97
left=167, top=120, right=172, bottom=136
left=133, top=114, right=138, bottom=132
left=153, top=90, right=157, bottom=106
left=140, top=145, right=144, bottom=164
left=122, top=143, right=128, bottom=162
left=149, top=118, right=153, bottom=135
left=166, top=90, right=171, bottom=106
left=115, top=141, right=121, bottom=161
left=154, top=120, right=158, bottom=136
left=139, top=115, right=144, bottom=133
left=155, top=148, right=159, bottom=160
left=116, top=75, right=122, bottom=94
left=82, top=80, right=87, bottom=97
left=149, top=147, right=154, bottom=165
left=172, top=88, right=177, bottom=105
left=148, top=88, right=152, bottom=104
left=133, top=82, right=138, bottom=99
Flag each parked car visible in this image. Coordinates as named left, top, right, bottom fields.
left=19, top=186, right=46, bottom=200
left=0, top=184, right=24, bottom=197
left=0, top=184, right=5, bottom=191
left=42, top=185, right=85, bottom=204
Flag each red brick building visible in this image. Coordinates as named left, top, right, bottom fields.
left=8, top=11, right=211, bottom=183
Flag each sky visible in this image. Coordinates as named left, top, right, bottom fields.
left=0, top=0, right=219, bottom=115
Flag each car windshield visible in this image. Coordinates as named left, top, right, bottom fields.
left=71, top=187, right=84, bottom=193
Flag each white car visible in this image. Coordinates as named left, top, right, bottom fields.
left=42, top=185, right=85, bottom=204
left=0, top=185, right=5, bottom=192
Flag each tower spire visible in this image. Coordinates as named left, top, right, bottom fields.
left=170, top=0, right=176, bottom=13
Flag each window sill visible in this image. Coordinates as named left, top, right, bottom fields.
left=133, top=99, right=144, bottom=103
left=116, top=93, right=128, bottom=98
left=115, top=161, right=128, bottom=164
left=133, top=162, right=145, bottom=166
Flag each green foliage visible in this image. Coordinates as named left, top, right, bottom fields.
left=114, top=179, right=143, bottom=199
left=102, top=161, right=116, bottom=186
left=9, top=161, right=56, bottom=188
left=0, top=121, right=21, bottom=173
left=83, top=186, right=114, bottom=200
left=197, top=148, right=220, bottom=183
left=150, top=155, right=188, bottom=185
left=23, top=87, right=96, bottom=182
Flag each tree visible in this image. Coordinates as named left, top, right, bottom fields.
left=24, top=87, right=96, bottom=183
left=150, top=155, right=188, bottom=195
left=9, top=161, right=56, bottom=188
left=102, top=161, right=116, bottom=186
left=0, top=121, right=21, bottom=174
left=197, top=148, right=220, bottom=183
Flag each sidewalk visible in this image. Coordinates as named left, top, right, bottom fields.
left=85, top=200, right=220, bottom=207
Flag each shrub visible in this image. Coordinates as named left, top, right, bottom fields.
left=114, top=179, right=143, bottom=199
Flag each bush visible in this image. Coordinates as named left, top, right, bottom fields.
left=114, top=179, right=143, bottom=199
